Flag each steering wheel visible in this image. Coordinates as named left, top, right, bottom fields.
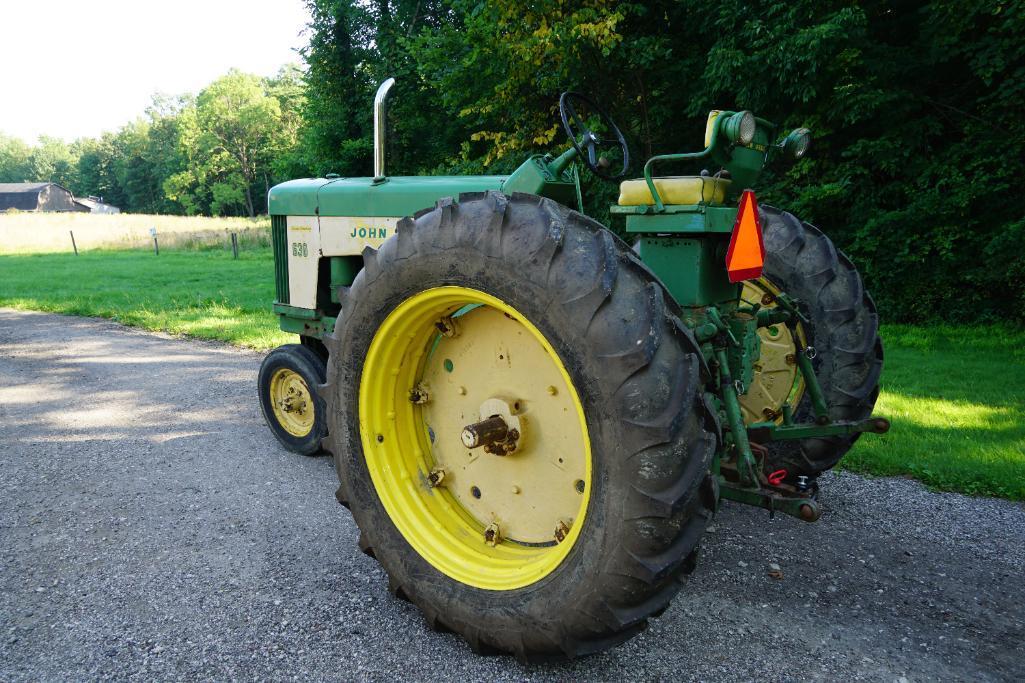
left=559, top=91, right=629, bottom=181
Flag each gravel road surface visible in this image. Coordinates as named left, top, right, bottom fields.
left=1, top=308, right=1022, bottom=682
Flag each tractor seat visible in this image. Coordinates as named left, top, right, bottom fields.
left=618, top=176, right=731, bottom=206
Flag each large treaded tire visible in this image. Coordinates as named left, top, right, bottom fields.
left=759, top=205, right=883, bottom=478
left=323, top=191, right=718, bottom=660
left=258, top=344, right=328, bottom=456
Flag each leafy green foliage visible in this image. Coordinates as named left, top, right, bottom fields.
left=0, top=68, right=305, bottom=218
left=303, top=0, right=1025, bottom=324
left=1, top=1, right=1020, bottom=322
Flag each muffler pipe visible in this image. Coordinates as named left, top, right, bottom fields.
left=373, top=77, right=396, bottom=181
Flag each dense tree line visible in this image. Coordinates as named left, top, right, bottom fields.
left=298, top=0, right=1024, bottom=323
left=1, top=1, right=1021, bottom=321
left=0, top=67, right=306, bottom=217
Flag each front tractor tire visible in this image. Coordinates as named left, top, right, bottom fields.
left=323, top=192, right=717, bottom=660
left=743, top=206, right=883, bottom=479
left=258, top=344, right=328, bottom=456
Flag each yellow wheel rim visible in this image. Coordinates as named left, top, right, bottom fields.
left=269, top=368, right=316, bottom=437
left=359, top=286, right=592, bottom=591
left=739, top=278, right=808, bottom=424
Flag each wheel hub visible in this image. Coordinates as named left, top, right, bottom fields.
left=420, top=305, right=587, bottom=546
left=269, top=368, right=315, bottom=437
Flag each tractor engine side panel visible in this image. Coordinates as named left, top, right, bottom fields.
left=282, top=215, right=403, bottom=311
left=285, top=215, right=321, bottom=310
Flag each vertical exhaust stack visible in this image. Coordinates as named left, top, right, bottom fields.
left=373, top=78, right=396, bottom=182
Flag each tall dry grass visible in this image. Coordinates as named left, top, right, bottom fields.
left=0, top=211, right=271, bottom=254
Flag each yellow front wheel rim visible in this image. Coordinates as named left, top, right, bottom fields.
left=269, top=368, right=316, bottom=437
left=359, top=286, right=592, bottom=591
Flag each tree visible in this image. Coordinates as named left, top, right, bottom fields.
left=196, top=70, right=282, bottom=216
left=27, top=136, right=79, bottom=187
left=0, top=134, right=32, bottom=183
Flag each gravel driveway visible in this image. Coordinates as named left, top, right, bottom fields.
left=1, top=308, right=1022, bottom=682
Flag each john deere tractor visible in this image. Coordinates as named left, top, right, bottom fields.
left=257, top=79, right=885, bottom=659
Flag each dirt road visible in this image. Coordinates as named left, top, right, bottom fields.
left=1, top=308, right=1022, bottom=681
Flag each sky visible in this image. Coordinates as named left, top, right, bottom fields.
left=0, top=0, right=310, bottom=144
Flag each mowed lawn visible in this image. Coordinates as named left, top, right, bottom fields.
left=1, top=249, right=1023, bottom=501
left=0, top=249, right=292, bottom=349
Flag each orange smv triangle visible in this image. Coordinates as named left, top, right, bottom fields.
left=725, top=190, right=765, bottom=283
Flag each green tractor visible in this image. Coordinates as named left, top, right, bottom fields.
left=257, top=79, right=886, bottom=659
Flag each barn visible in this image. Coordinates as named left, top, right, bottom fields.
left=0, top=182, right=90, bottom=212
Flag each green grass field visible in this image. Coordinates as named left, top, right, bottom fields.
left=0, top=250, right=290, bottom=349
left=1, top=249, right=1022, bottom=501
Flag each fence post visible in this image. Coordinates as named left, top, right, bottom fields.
left=69, top=230, right=78, bottom=256
left=231, top=232, right=239, bottom=260
left=149, top=226, right=159, bottom=256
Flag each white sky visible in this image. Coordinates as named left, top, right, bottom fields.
left=0, top=0, right=310, bottom=143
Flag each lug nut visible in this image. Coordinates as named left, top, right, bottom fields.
left=484, top=522, right=501, bottom=546
left=435, top=316, right=458, bottom=337
left=408, top=384, right=429, bottom=404
left=554, top=520, right=571, bottom=543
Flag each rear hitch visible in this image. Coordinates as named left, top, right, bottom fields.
left=717, top=477, right=821, bottom=523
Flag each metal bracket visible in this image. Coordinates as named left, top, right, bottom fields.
left=718, top=479, right=820, bottom=522
left=747, top=416, right=891, bottom=443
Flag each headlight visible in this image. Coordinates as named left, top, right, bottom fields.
left=723, top=110, right=757, bottom=146
left=783, top=128, right=812, bottom=159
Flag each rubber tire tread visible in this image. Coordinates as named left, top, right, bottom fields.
left=759, top=205, right=883, bottom=477
left=323, top=191, right=717, bottom=660
left=257, top=344, right=328, bottom=456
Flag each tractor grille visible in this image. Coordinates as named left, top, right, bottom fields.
left=271, top=215, right=289, bottom=305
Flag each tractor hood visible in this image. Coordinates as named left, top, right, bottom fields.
left=268, top=175, right=507, bottom=218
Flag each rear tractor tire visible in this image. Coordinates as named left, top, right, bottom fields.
left=739, top=206, right=883, bottom=480
left=323, top=192, right=718, bottom=660
left=258, top=344, right=328, bottom=456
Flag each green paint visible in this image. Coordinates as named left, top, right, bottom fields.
left=273, top=303, right=318, bottom=319
left=717, top=480, right=819, bottom=522
left=714, top=346, right=759, bottom=487
left=501, top=153, right=580, bottom=206
left=617, top=205, right=737, bottom=234
left=747, top=417, right=890, bottom=442
left=795, top=342, right=830, bottom=420
left=261, top=117, right=899, bottom=521
left=330, top=255, right=361, bottom=303
left=269, top=154, right=582, bottom=220
left=267, top=178, right=331, bottom=216
left=634, top=237, right=738, bottom=307
left=639, top=111, right=778, bottom=211
left=727, top=314, right=761, bottom=391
